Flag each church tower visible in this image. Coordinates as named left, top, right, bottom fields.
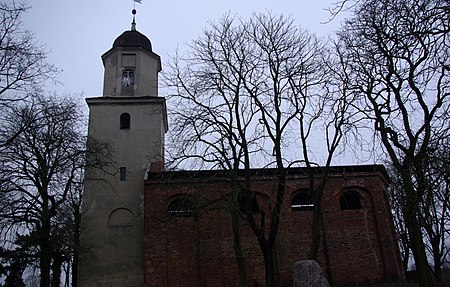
left=78, top=10, right=167, bottom=287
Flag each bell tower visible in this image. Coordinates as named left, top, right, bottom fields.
left=78, top=9, right=167, bottom=287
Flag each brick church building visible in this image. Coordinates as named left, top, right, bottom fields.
left=144, top=166, right=405, bottom=287
left=78, top=11, right=405, bottom=287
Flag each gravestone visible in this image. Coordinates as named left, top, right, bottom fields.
left=293, top=260, right=330, bottom=287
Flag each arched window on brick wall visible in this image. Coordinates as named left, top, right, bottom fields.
left=340, top=189, right=364, bottom=210
left=120, top=113, right=131, bottom=130
left=291, top=189, right=314, bottom=211
left=168, top=195, right=197, bottom=217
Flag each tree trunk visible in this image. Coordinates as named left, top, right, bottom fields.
left=433, top=250, right=442, bottom=282
left=39, top=215, right=52, bottom=287
left=310, top=185, right=320, bottom=259
left=39, top=240, right=52, bottom=287
left=232, top=204, right=249, bottom=287
left=310, top=184, right=323, bottom=260
left=72, top=207, right=81, bottom=287
left=401, top=171, right=435, bottom=287
left=407, top=219, right=435, bottom=287
left=260, top=241, right=280, bottom=287
left=310, top=184, right=333, bottom=285
left=51, top=255, right=63, bottom=287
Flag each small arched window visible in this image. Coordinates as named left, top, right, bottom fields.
left=291, top=189, right=314, bottom=211
left=168, top=195, right=197, bottom=217
left=340, top=189, right=364, bottom=210
left=120, top=113, right=131, bottom=130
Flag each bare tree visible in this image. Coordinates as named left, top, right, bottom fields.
left=165, top=13, right=348, bottom=287
left=65, top=175, right=84, bottom=287
left=0, top=232, right=36, bottom=287
left=166, top=14, right=267, bottom=286
left=0, top=95, right=108, bottom=287
left=0, top=1, right=57, bottom=106
left=386, top=165, right=412, bottom=274
left=336, top=0, right=450, bottom=286
left=303, top=42, right=361, bottom=284
left=0, top=1, right=58, bottom=155
left=387, top=140, right=450, bottom=281
left=419, top=139, right=450, bottom=281
left=325, top=0, right=360, bottom=22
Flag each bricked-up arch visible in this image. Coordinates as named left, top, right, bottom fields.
left=291, top=188, right=314, bottom=211
left=167, top=195, right=197, bottom=217
left=108, top=208, right=135, bottom=226
left=119, top=112, right=131, bottom=129
left=339, top=189, right=365, bottom=210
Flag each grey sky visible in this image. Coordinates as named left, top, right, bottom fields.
left=22, top=0, right=346, bottom=98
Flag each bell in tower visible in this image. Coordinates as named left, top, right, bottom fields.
left=78, top=9, right=167, bottom=287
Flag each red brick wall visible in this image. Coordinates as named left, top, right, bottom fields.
left=144, top=170, right=404, bottom=287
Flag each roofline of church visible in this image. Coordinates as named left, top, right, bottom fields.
left=146, top=164, right=390, bottom=184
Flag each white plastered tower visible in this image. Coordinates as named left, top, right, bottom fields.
left=78, top=11, right=167, bottom=287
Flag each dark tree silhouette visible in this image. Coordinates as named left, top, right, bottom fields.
left=165, top=13, right=350, bottom=287
left=336, top=0, right=449, bottom=286
left=0, top=95, right=110, bottom=287
left=0, top=1, right=56, bottom=106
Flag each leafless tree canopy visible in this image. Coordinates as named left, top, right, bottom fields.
left=0, top=94, right=113, bottom=287
left=165, top=12, right=353, bottom=287
left=0, top=1, right=57, bottom=106
left=166, top=13, right=345, bottom=171
left=337, top=0, right=449, bottom=285
left=419, top=140, right=450, bottom=281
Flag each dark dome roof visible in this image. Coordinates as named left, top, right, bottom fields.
left=112, top=30, right=152, bottom=52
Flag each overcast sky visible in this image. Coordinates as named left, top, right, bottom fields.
left=21, top=0, right=347, bottom=98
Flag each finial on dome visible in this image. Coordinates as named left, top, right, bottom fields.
left=131, top=9, right=137, bottom=31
